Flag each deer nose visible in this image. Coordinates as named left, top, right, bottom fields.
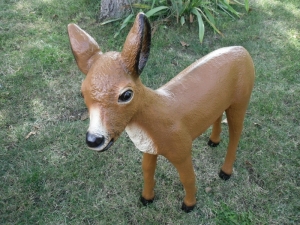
left=86, top=132, right=105, bottom=148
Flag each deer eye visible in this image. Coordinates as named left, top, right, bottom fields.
left=118, top=90, right=133, bottom=103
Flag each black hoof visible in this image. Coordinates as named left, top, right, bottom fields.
left=219, top=170, right=231, bottom=180
left=181, top=202, right=195, bottom=213
left=140, top=196, right=154, bottom=206
left=208, top=139, right=219, bottom=147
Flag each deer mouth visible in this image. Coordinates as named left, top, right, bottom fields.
left=99, top=139, right=114, bottom=152
left=88, top=139, right=114, bottom=152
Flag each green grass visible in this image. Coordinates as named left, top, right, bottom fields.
left=0, top=0, right=299, bottom=224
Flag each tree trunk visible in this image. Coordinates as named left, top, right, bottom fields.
left=99, top=0, right=142, bottom=22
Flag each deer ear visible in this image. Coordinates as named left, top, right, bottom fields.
left=121, top=13, right=151, bottom=77
left=67, top=24, right=102, bottom=75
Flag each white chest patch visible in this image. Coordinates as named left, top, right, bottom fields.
left=125, top=124, right=157, bottom=155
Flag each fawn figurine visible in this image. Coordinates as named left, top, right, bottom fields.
left=68, top=13, right=255, bottom=212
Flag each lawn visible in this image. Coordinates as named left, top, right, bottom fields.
left=0, top=0, right=299, bottom=224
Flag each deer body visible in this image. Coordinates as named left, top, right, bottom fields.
left=68, top=13, right=255, bottom=212
left=127, top=46, right=254, bottom=155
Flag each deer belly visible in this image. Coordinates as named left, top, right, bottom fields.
left=125, top=124, right=157, bottom=155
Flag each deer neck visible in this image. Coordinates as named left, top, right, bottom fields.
left=125, top=84, right=171, bottom=155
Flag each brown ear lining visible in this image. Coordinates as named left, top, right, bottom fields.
left=67, top=23, right=101, bottom=75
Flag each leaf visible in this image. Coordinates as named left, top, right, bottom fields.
left=145, top=6, right=169, bottom=18
left=205, top=187, right=212, bottom=193
left=81, top=111, right=89, bottom=121
left=132, top=3, right=152, bottom=9
left=151, top=0, right=156, bottom=9
left=100, top=17, right=122, bottom=25
left=203, top=8, right=215, bottom=27
left=202, top=8, right=223, bottom=35
left=52, top=14, right=58, bottom=20
left=121, top=14, right=134, bottom=28
left=171, top=0, right=182, bottom=22
left=245, top=160, right=253, bottom=166
left=180, top=16, right=185, bottom=25
left=191, top=8, right=205, bottom=43
left=244, top=0, right=250, bottom=12
left=25, top=131, right=36, bottom=139
left=231, top=0, right=250, bottom=12
left=189, top=13, right=194, bottom=23
left=180, top=41, right=189, bottom=47
left=114, top=14, right=134, bottom=38
left=254, top=122, right=262, bottom=129
left=218, top=0, right=240, bottom=18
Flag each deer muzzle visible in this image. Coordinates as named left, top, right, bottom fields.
left=86, top=132, right=114, bottom=152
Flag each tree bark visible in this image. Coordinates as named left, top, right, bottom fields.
left=99, top=0, right=142, bottom=22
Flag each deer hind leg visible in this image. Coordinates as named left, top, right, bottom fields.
left=171, top=155, right=197, bottom=213
left=220, top=104, right=248, bottom=180
left=141, top=153, right=158, bottom=205
left=208, top=114, right=223, bottom=147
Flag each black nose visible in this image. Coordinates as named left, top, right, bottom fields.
left=86, top=132, right=105, bottom=148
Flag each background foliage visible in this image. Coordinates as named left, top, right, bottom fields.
left=103, top=0, right=250, bottom=42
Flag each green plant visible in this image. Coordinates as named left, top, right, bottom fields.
left=214, top=203, right=253, bottom=225
left=102, top=0, right=250, bottom=43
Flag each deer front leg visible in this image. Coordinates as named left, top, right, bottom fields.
left=172, top=155, right=197, bottom=213
left=141, top=153, right=158, bottom=205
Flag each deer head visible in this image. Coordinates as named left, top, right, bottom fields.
left=68, top=13, right=151, bottom=151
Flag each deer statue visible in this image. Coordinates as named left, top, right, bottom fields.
left=67, top=13, right=255, bottom=212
